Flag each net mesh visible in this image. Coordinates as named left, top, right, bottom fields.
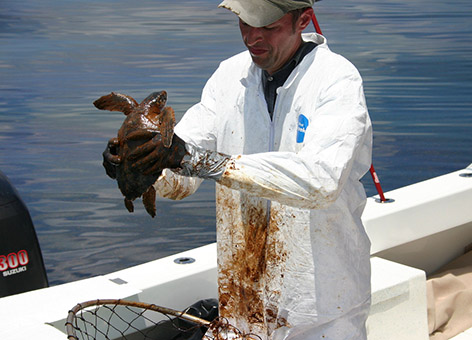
left=66, top=299, right=260, bottom=340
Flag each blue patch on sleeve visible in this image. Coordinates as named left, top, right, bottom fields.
left=297, top=114, right=309, bottom=143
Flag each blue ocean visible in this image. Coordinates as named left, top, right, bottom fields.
left=1, top=0, right=471, bottom=285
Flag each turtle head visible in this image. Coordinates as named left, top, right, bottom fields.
left=141, top=91, right=167, bottom=113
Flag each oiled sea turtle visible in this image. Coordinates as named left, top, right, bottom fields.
left=94, top=91, right=175, bottom=217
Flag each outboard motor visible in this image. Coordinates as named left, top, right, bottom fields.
left=0, top=170, right=48, bottom=298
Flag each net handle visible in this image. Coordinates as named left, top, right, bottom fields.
left=65, top=298, right=211, bottom=339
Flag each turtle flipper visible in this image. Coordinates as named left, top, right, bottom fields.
left=159, top=106, right=175, bottom=148
left=124, top=198, right=134, bottom=213
left=94, top=92, right=138, bottom=116
left=142, top=186, right=156, bottom=218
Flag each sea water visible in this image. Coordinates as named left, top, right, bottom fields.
left=1, top=0, right=471, bottom=285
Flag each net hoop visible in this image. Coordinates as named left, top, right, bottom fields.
left=66, top=299, right=260, bottom=340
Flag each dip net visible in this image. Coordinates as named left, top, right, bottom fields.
left=66, top=299, right=260, bottom=340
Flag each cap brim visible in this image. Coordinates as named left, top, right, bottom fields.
left=218, top=0, right=285, bottom=27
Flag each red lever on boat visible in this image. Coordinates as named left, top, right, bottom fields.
left=369, top=164, right=387, bottom=202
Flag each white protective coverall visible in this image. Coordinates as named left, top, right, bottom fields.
left=156, top=33, right=372, bottom=340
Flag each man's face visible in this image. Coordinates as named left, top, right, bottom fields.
left=239, top=9, right=312, bottom=75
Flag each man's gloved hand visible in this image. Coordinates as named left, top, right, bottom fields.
left=101, top=133, right=187, bottom=179
left=102, top=137, right=121, bottom=179
left=102, top=131, right=230, bottom=181
left=128, top=133, right=187, bottom=176
left=127, top=132, right=231, bottom=181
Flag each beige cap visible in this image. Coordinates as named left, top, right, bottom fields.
left=218, top=0, right=315, bottom=28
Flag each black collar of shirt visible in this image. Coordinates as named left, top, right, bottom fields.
left=261, top=41, right=317, bottom=117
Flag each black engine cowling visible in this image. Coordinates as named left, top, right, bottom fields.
left=0, top=170, right=48, bottom=298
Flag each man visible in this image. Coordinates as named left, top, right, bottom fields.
left=106, top=0, right=373, bottom=339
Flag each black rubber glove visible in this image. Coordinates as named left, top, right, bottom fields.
left=102, top=131, right=230, bottom=181
left=127, top=133, right=188, bottom=176
left=102, top=137, right=121, bottom=179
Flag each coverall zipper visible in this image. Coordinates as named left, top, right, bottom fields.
left=266, top=91, right=278, bottom=225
